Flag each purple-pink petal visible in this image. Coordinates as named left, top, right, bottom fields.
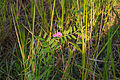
left=56, top=32, right=62, bottom=37
left=78, top=35, right=81, bottom=39
left=53, top=34, right=57, bottom=37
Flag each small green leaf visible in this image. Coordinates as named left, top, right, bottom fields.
left=49, top=38, right=55, bottom=45
left=77, top=42, right=82, bottom=44
left=60, top=37, right=63, bottom=43
left=42, top=44, right=49, bottom=47
left=66, top=30, right=70, bottom=34
left=43, top=33, right=47, bottom=38
left=71, top=35, right=76, bottom=39
left=35, top=36, right=44, bottom=41
left=55, top=46, right=60, bottom=50
left=42, top=42, right=47, bottom=45
left=42, top=48, right=51, bottom=53
left=34, top=36, right=40, bottom=38
left=73, top=26, right=76, bottom=32
left=76, top=32, right=81, bottom=35
left=67, top=35, right=71, bottom=40
left=42, top=42, right=49, bottom=47
left=69, top=26, right=72, bottom=33
left=64, top=36, right=67, bottom=42
left=51, top=41, right=58, bottom=48
left=46, top=36, right=51, bottom=42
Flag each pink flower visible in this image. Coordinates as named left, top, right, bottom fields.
left=53, top=31, right=62, bottom=37
left=53, top=34, right=57, bottom=37
left=53, top=31, right=57, bottom=37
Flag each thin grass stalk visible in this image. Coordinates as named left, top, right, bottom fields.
left=104, top=32, right=110, bottom=80
left=108, top=19, right=116, bottom=79
left=104, top=21, right=115, bottom=80
left=87, top=1, right=93, bottom=80
left=13, top=3, right=26, bottom=63
left=16, top=0, right=18, bottom=19
left=83, top=0, right=85, bottom=23
left=50, top=0, right=56, bottom=36
left=35, top=3, right=44, bottom=22
left=92, top=1, right=95, bottom=80
left=77, top=0, right=80, bottom=24
left=22, top=4, right=32, bottom=31
left=61, top=0, right=65, bottom=32
left=108, top=32, right=115, bottom=80
left=12, top=6, right=26, bottom=63
left=90, top=0, right=93, bottom=54
left=94, top=5, right=104, bottom=58
left=22, top=7, right=33, bottom=66
left=90, top=1, right=94, bottom=53
left=49, top=0, right=52, bottom=12
left=81, top=0, right=87, bottom=79
left=31, top=1, right=36, bottom=76
left=93, top=5, right=104, bottom=80
left=81, top=19, right=85, bottom=80
left=85, top=2, right=88, bottom=54
left=102, top=1, right=114, bottom=31
left=41, top=0, right=49, bottom=33
left=84, top=2, right=88, bottom=79
left=104, top=4, right=112, bottom=79
left=11, top=7, right=27, bottom=79
left=30, top=0, right=34, bottom=18
left=110, top=50, right=115, bottom=80
left=93, top=1, right=95, bottom=26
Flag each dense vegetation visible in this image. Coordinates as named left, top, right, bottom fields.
left=0, top=0, right=120, bottom=80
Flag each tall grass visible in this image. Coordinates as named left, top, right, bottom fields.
left=0, top=0, right=120, bottom=80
